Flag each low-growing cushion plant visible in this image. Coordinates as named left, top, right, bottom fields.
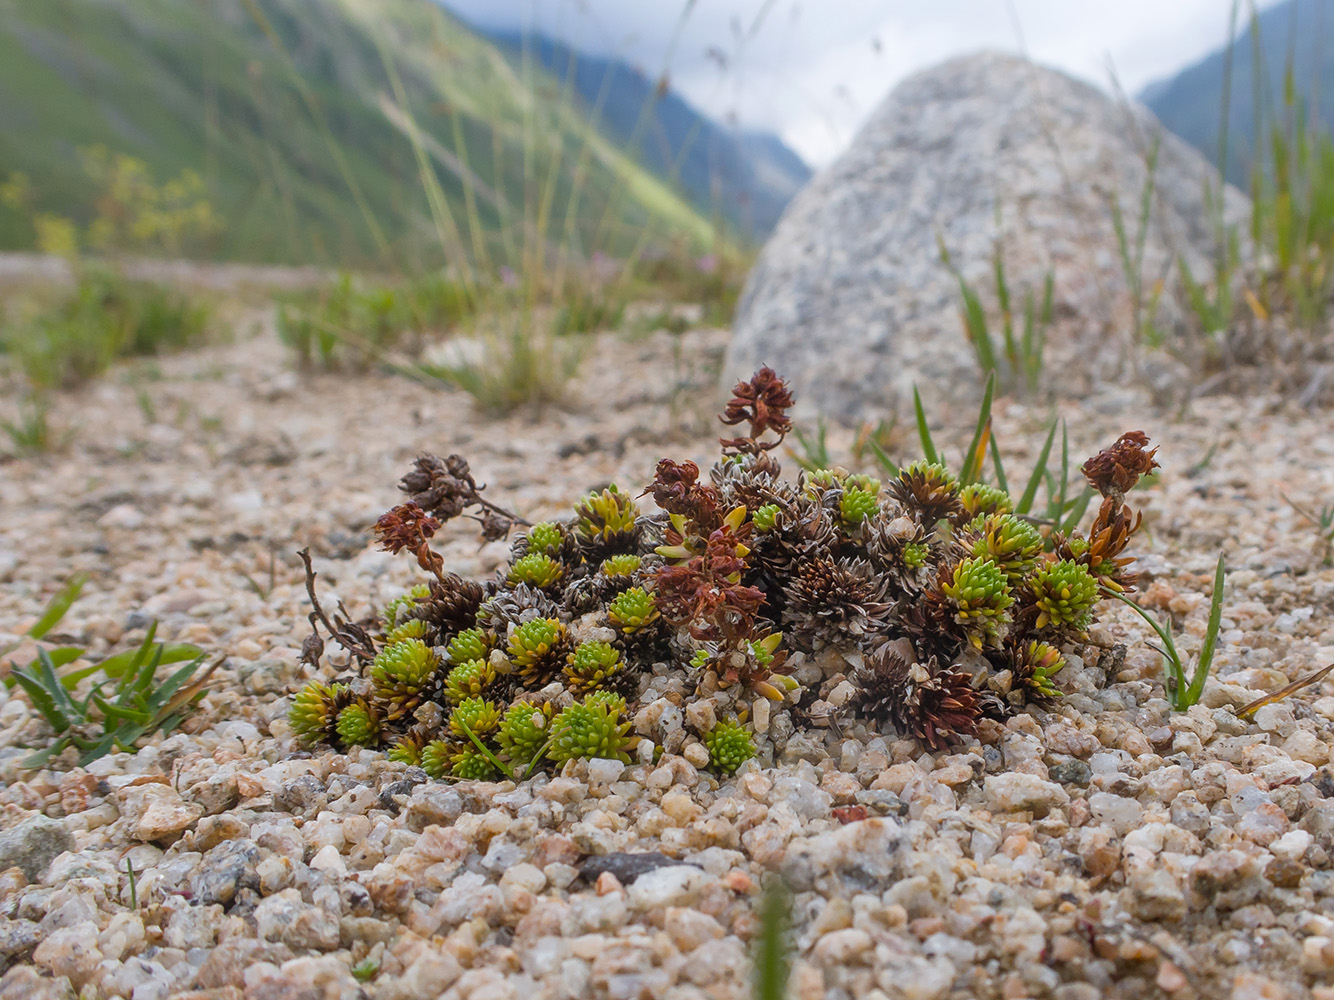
left=287, top=367, right=1173, bottom=778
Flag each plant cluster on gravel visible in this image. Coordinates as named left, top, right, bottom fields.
left=289, top=367, right=1164, bottom=779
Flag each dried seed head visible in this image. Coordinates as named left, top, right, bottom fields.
left=1081, top=431, right=1159, bottom=498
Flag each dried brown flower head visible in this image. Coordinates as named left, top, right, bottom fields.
left=1081, top=431, right=1159, bottom=499
left=399, top=452, right=523, bottom=537
left=375, top=503, right=440, bottom=554
left=374, top=503, right=444, bottom=576
left=645, top=459, right=723, bottom=528
left=719, top=366, right=795, bottom=454
left=400, top=454, right=479, bottom=519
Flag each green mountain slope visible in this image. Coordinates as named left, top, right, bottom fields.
left=0, top=0, right=717, bottom=269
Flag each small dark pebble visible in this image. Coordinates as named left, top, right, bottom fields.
left=1049, top=760, right=1093, bottom=787
left=189, top=838, right=261, bottom=906
left=982, top=745, right=1005, bottom=773
left=378, top=779, right=422, bottom=815
left=1312, top=770, right=1334, bottom=799
left=578, top=852, right=697, bottom=886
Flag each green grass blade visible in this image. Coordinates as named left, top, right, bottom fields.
left=92, top=694, right=153, bottom=725
left=988, top=433, right=1009, bottom=495
left=912, top=387, right=939, bottom=465
left=867, top=438, right=898, bottom=477
left=146, top=657, right=206, bottom=712
left=753, top=879, right=791, bottom=1000
left=1060, top=486, right=1095, bottom=534
left=1052, top=420, right=1071, bottom=523
left=960, top=371, right=996, bottom=485
left=27, top=574, right=87, bottom=640
left=12, top=669, right=70, bottom=732
left=36, top=650, right=80, bottom=722
left=1016, top=420, right=1057, bottom=515
left=105, top=623, right=157, bottom=685
left=1186, top=555, right=1227, bottom=706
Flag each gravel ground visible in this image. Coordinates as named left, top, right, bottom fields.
left=2, top=318, right=1334, bottom=1000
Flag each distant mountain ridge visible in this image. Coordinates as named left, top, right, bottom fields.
left=1141, top=0, right=1334, bottom=186
left=480, top=29, right=812, bottom=240
left=0, top=0, right=717, bottom=268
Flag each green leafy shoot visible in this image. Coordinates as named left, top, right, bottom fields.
left=752, top=878, right=792, bottom=1000
left=351, top=957, right=381, bottom=983
left=26, top=574, right=87, bottom=642
left=1014, top=419, right=1058, bottom=516
left=1108, top=554, right=1226, bottom=711
left=454, top=714, right=554, bottom=784
left=959, top=371, right=996, bottom=485
left=10, top=624, right=216, bottom=768
left=911, top=386, right=939, bottom=466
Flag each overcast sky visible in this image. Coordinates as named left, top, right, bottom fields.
left=441, top=0, right=1285, bottom=168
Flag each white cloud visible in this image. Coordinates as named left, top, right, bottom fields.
left=441, top=0, right=1283, bottom=167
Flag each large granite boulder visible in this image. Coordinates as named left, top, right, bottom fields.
left=724, top=52, right=1249, bottom=420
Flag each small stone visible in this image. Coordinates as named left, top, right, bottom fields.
left=625, top=865, right=715, bottom=909
left=682, top=741, right=710, bottom=769
left=1155, top=961, right=1188, bottom=992
left=254, top=889, right=340, bottom=951
left=578, top=852, right=687, bottom=886
left=983, top=773, right=1069, bottom=816
left=1237, top=802, right=1288, bottom=847
left=1147, top=727, right=1175, bottom=750
left=0, top=816, right=73, bottom=881
left=1125, top=868, right=1186, bottom=922
left=1088, top=792, right=1142, bottom=835
left=31, top=921, right=102, bottom=988
left=663, top=907, right=725, bottom=951
left=189, top=838, right=260, bottom=906
left=752, top=698, right=771, bottom=734
left=1048, top=760, right=1093, bottom=787
left=585, top=758, right=626, bottom=790
left=117, top=785, right=203, bottom=842
left=309, top=843, right=347, bottom=876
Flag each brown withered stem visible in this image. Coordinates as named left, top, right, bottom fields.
left=1081, top=431, right=1159, bottom=503
left=298, top=548, right=376, bottom=662
left=399, top=453, right=529, bottom=538
left=718, top=366, right=794, bottom=455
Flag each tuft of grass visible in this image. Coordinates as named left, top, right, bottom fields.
left=1110, top=132, right=1168, bottom=349
left=1, top=269, right=210, bottom=390
left=940, top=238, right=1053, bottom=396
left=1281, top=492, right=1334, bottom=566
left=2, top=577, right=218, bottom=766
left=1, top=396, right=71, bottom=456
left=277, top=272, right=474, bottom=372
left=10, top=624, right=216, bottom=768
left=1109, top=554, right=1226, bottom=712
left=414, top=314, right=584, bottom=415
